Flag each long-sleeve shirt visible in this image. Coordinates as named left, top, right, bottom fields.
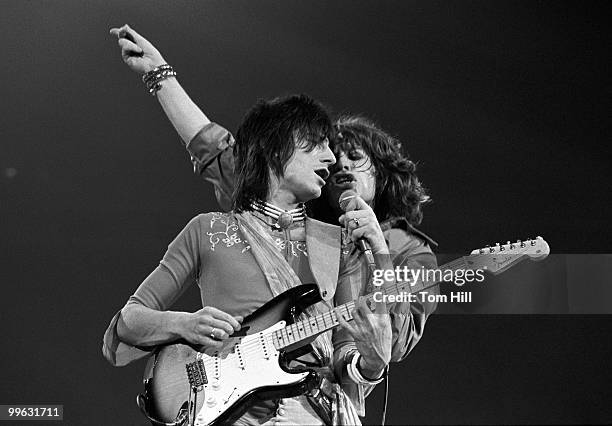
left=183, top=123, right=439, bottom=363
left=103, top=210, right=376, bottom=422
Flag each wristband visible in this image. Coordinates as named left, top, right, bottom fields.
left=142, top=64, right=176, bottom=96
left=347, top=352, right=385, bottom=385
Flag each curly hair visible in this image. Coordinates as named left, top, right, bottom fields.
left=232, top=94, right=333, bottom=212
left=318, top=115, right=430, bottom=225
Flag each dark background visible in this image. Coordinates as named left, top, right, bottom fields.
left=1, top=1, right=611, bottom=424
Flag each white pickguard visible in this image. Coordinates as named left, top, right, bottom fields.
left=193, top=321, right=308, bottom=426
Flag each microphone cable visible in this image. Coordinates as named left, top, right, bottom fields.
left=381, top=364, right=389, bottom=425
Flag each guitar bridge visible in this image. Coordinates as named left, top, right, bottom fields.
left=186, top=359, right=208, bottom=390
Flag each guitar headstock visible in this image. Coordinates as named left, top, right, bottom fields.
left=466, top=236, right=550, bottom=275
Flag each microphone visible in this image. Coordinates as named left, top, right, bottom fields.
left=339, top=190, right=377, bottom=271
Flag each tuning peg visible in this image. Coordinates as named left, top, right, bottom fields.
left=499, top=241, right=505, bottom=251
left=509, top=240, right=515, bottom=249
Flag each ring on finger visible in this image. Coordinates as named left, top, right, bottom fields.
left=210, top=327, right=217, bottom=339
left=352, top=218, right=360, bottom=227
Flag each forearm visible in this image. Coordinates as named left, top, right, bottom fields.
left=155, top=77, right=211, bottom=144
left=334, top=310, right=388, bottom=387
left=332, top=342, right=377, bottom=415
left=111, top=25, right=212, bottom=144
left=117, top=302, right=188, bottom=347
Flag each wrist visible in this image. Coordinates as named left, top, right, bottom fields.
left=373, top=246, right=390, bottom=255
left=167, top=311, right=190, bottom=340
left=149, top=56, right=167, bottom=70
left=358, top=355, right=386, bottom=381
left=142, top=64, right=177, bottom=96
left=371, top=235, right=390, bottom=255
left=347, top=352, right=385, bottom=385
left=150, top=76, right=178, bottom=98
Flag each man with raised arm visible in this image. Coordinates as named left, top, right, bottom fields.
left=103, top=85, right=399, bottom=424
left=106, top=24, right=439, bottom=423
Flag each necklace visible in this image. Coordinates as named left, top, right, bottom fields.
left=251, top=200, right=306, bottom=230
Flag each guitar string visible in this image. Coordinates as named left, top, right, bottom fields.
left=217, top=248, right=531, bottom=359
left=225, top=251, right=522, bottom=359
left=211, top=256, right=465, bottom=359
left=199, top=243, right=542, bottom=387
left=203, top=245, right=536, bottom=362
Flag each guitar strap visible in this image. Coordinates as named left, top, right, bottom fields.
left=235, top=212, right=361, bottom=425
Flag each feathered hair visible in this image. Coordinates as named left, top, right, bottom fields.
left=232, top=94, right=333, bottom=212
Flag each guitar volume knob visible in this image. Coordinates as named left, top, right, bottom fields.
left=206, top=396, right=216, bottom=407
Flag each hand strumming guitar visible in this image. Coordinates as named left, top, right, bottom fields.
left=177, top=306, right=243, bottom=350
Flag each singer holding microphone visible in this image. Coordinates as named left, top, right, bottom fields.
left=106, top=24, right=439, bottom=421
left=316, top=116, right=439, bottom=362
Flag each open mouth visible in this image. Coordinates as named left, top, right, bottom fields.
left=333, top=172, right=356, bottom=185
left=314, top=168, right=330, bottom=180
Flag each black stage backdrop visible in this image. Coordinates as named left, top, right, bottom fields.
left=1, top=1, right=611, bottom=424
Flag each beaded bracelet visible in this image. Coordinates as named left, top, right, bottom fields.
left=142, top=64, right=176, bottom=96
left=142, top=64, right=172, bottom=80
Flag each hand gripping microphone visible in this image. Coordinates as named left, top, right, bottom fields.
left=338, top=190, right=377, bottom=272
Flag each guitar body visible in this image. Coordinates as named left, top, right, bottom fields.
left=141, top=284, right=323, bottom=426
left=136, top=236, right=551, bottom=425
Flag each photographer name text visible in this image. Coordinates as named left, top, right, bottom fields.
left=373, top=290, right=472, bottom=304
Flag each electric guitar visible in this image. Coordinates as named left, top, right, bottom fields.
left=137, top=237, right=550, bottom=425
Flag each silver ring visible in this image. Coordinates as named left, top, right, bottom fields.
left=352, top=218, right=360, bottom=227
left=210, top=327, right=217, bottom=339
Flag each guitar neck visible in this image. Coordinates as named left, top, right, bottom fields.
left=271, top=257, right=467, bottom=351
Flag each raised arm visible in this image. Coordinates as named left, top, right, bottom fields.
left=109, top=25, right=236, bottom=211
left=109, top=25, right=210, bottom=143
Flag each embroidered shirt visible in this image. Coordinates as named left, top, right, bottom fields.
left=185, top=122, right=439, bottom=363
